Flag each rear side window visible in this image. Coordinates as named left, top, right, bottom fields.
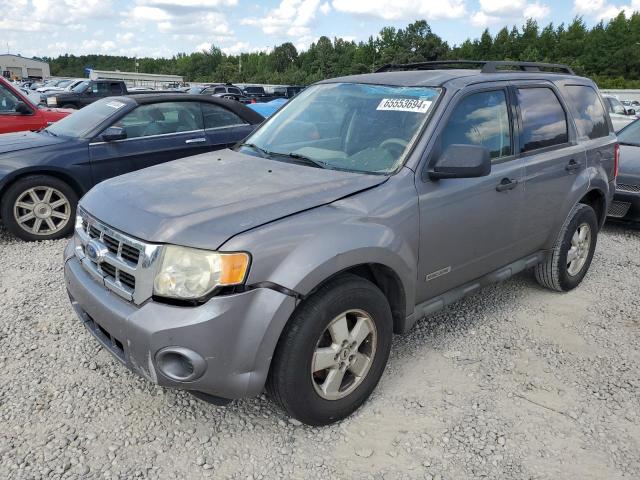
left=564, top=85, right=609, bottom=139
left=440, top=90, right=512, bottom=161
left=518, top=87, right=568, bottom=153
left=202, top=103, right=246, bottom=128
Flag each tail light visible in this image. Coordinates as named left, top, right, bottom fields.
left=251, top=98, right=256, bottom=104
left=614, top=143, right=620, bottom=179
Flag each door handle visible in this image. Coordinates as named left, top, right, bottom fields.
left=496, top=178, right=519, bottom=192
left=185, top=138, right=206, bottom=144
left=565, top=159, right=581, bottom=172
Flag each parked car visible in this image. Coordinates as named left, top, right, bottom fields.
left=247, top=97, right=288, bottom=117
left=0, top=77, right=72, bottom=134
left=43, top=80, right=179, bottom=109
left=37, top=79, right=82, bottom=93
left=201, top=84, right=250, bottom=104
left=242, top=85, right=270, bottom=102
left=63, top=61, right=616, bottom=426
left=0, top=94, right=263, bottom=240
left=607, top=119, right=640, bottom=222
left=272, top=85, right=305, bottom=99
left=602, top=94, right=638, bottom=131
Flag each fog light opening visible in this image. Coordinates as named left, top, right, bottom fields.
left=156, top=347, right=206, bottom=382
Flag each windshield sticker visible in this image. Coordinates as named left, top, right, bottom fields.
left=377, top=98, right=433, bottom=113
left=105, top=101, right=126, bottom=109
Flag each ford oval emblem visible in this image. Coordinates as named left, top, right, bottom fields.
left=85, top=240, right=107, bottom=264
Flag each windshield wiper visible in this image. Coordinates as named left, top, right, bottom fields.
left=237, top=142, right=269, bottom=157
left=266, top=151, right=329, bottom=169
left=238, top=143, right=328, bottom=169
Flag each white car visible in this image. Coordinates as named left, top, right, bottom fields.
left=602, top=94, right=638, bottom=132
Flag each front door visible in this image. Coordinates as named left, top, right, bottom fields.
left=0, top=82, right=41, bottom=133
left=89, top=101, right=210, bottom=185
left=415, top=86, right=525, bottom=304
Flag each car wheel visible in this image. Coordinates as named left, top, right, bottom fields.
left=534, top=203, right=598, bottom=292
left=267, top=274, right=393, bottom=426
left=61, top=104, right=77, bottom=109
left=1, top=175, right=78, bottom=241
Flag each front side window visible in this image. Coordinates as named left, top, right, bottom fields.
left=90, top=82, right=109, bottom=95
left=110, top=83, right=123, bottom=94
left=228, top=87, right=242, bottom=95
left=240, top=82, right=440, bottom=174
left=114, top=102, right=203, bottom=139
left=213, top=87, right=226, bottom=94
left=202, top=103, right=246, bottom=129
left=0, top=83, right=23, bottom=113
left=440, top=90, right=512, bottom=161
left=564, top=85, right=609, bottom=139
left=518, top=87, right=568, bottom=153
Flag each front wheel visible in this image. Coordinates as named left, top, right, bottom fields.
left=267, top=274, right=393, bottom=426
left=534, top=203, right=598, bottom=292
left=1, top=175, right=77, bottom=241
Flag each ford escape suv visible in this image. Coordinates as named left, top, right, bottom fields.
left=64, top=61, right=617, bottom=426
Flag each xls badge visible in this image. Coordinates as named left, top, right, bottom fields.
left=85, top=240, right=108, bottom=264
left=426, top=266, right=451, bottom=282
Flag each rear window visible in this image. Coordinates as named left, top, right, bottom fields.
left=518, top=87, right=568, bottom=153
left=564, top=85, right=609, bottom=139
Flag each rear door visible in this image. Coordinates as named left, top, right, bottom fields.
left=513, top=82, right=588, bottom=253
left=89, top=101, right=209, bottom=184
left=415, top=85, right=526, bottom=303
left=201, top=102, right=254, bottom=149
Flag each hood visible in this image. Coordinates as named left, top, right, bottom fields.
left=0, top=131, right=69, bottom=155
left=81, top=149, right=387, bottom=250
left=619, top=144, right=640, bottom=180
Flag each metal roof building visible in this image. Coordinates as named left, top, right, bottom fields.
left=89, top=69, right=184, bottom=88
left=0, top=54, right=50, bottom=80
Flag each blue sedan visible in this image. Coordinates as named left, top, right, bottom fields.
left=0, top=94, right=263, bottom=241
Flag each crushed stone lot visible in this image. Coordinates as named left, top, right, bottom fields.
left=0, top=223, right=639, bottom=480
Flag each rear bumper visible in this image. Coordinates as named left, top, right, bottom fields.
left=64, top=253, right=296, bottom=399
left=608, top=189, right=640, bottom=222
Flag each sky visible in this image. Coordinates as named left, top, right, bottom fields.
left=1, top=0, right=640, bottom=59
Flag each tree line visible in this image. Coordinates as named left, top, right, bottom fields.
left=45, top=12, right=640, bottom=88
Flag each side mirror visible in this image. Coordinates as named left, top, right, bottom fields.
left=101, top=126, right=127, bottom=142
left=429, top=144, right=491, bottom=180
left=15, top=101, right=33, bottom=115
left=628, top=109, right=636, bottom=116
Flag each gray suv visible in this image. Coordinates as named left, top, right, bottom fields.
left=63, top=61, right=618, bottom=426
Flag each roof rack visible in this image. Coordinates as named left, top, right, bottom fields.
left=375, top=60, right=575, bottom=75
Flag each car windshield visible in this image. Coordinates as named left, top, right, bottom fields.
left=72, top=81, right=90, bottom=93
left=46, top=98, right=131, bottom=138
left=618, top=119, right=640, bottom=146
left=239, top=82, right=440, bottom=174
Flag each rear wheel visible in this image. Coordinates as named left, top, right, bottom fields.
left=1, top=175, right=77, bottom=241
left=267, top=274, right=393, bottom=426
left=534, top=203, right=598, bottom=292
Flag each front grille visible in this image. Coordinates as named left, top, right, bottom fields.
left=74, top=209, right=161, bottom=304
left=608, top=201, right=631, bottom=218
left=617, top=183, right=640, bottom=193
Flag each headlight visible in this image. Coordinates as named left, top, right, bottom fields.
left=153, top=246, right=250, bottom=300
left=46, top=97, right=57, bottom=106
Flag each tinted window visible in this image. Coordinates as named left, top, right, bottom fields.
left=202, top=103, right=246, bottom=129
left=0, top=83, right=23, bottom=113
left=214, top=87, right=226, bottom=94
left=110, top=83, right=124, bottom=94
left=228, top=87, right=242, bottom=95
left=518, top=88, right=568, bottom=153
left=565, top=85, right=609, bottom=139
left=115, top=102, right=203, bottom=139
left=440, top=90, right=512, bottom=160
left=90, top=82, right=109, bottom=95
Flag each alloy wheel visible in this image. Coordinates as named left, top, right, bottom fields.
left=567, top=223, right=591, bottom=276
left=13, top=186, right=71, bottom=236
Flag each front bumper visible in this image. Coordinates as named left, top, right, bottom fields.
left=64, top=252, right=296, bottom=400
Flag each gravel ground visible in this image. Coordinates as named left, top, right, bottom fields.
left=0, top=222, right=639, bottom=480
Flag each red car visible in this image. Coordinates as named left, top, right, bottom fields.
left=0, top=78, right=72, bottom=134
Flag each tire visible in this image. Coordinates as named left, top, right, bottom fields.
left=534, top=203, right=598, bottom=292
left=267, top=274, right=393, bottom=426
left=1, top=175, right=78, bottom=241
left=60, top=104, right=77, bottom=109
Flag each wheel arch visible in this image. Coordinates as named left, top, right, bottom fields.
left=0, top=167, right=86, bottom=206
left=578, top=187, right=607, bottom=228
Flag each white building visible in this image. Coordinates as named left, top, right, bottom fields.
left=89, top=69, right=184, bottom=89
left=0, top=54, right=50, bottom=80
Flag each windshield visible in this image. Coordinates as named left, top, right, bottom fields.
left=239, top=83, right=440, bottom=174
left=618, top=119, right=640, bottom=146
left=72, top=81, right=90, bottom=93
left=46, top=97, right=132, bottom=138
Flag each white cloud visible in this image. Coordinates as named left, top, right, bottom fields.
left=242, top=0, right=321, bottom=37
left=472, top=1, right=551, bottom=28
left=320, top=1, right=331, bottom=14
left=471, top=11, right=501, bottom=27
left=331, top=0, right=466, bottom=20
left=479, top=0, right=526, bottom=14
left=524, top=2, right=551, bottom=19
left=573, top=0, right=640, bottom=19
